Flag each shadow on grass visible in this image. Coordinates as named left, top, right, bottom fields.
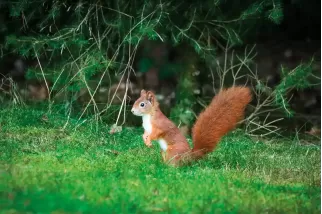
left=1, top=175, right=320, bottom=214
left=1, top=188, right=119, bottom=213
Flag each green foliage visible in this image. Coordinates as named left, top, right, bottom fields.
left=0, top=0, right=284, bottom=122
left=255, top=59, right=318, bottom=118
left=2, top=1, right=282, bottom=74
left=170, top=58, right=198, bottom=128
left=158, top=63, right=183, bottom=79
left=138, top=58, right=154, bottom=73
left=275, top=61, right=316, bottom=117
left=0, top=107, right=320, bottom=213
left=240, top=0, right=283, bottom=24
left=267, top=3, right=283, bottom=24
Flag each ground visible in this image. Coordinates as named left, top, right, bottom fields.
left=0, top=107, right=320, bottom=213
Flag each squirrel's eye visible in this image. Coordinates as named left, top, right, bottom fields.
left=140, top=102, right=145, bottom=107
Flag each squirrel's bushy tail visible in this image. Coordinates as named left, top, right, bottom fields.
left=191, top=86, right=252, bottom=159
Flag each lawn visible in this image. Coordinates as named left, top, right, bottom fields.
left=0, top=107, right=320, bottom=213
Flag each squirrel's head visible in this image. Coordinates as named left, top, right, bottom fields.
left=131, top=89, right=156, bottom=116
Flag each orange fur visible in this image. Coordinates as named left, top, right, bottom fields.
left=131, top=87, right=252, bottom=166
left=191, top=86, right=252, bottom=159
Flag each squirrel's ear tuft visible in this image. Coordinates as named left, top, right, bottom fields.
left=140, top=89, right=146, bottom=96
left=146, top=91, right=155, bottom=104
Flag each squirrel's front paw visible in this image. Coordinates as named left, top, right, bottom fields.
left=145, top=141, right=152, bottom=147
left=142, top=134, right=148, bottom=141
left=142, top=134, right=152, bottom=147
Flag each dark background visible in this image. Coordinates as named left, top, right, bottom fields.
left=249, top=0, right=320, bottom=42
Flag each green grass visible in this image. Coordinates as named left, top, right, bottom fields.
left=0, top=107, right=320, bottom=213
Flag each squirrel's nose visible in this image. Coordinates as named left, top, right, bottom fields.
left=131, top=108, right=134, bottom=113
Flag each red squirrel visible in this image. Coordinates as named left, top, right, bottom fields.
left=131, top=86, right=252, bottom=166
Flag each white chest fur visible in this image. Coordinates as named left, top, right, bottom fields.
left=158, top=139, right=168, bottom=151
left=142, top=115, right=168, bottom=151
left=142, top=114, right=152, bottom=134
